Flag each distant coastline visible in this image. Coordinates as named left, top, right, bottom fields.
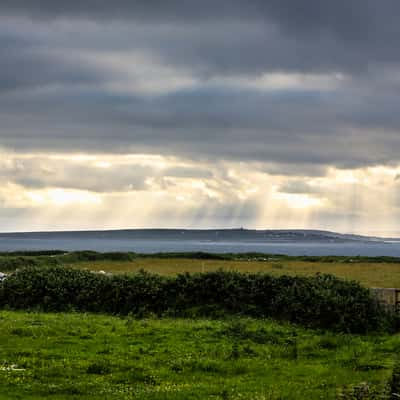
left=0, top=228, right=391, bottom=243
left=0, top=229, right=399, bottom=256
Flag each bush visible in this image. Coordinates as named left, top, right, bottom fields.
left=0, top=266, right=394, bottom=333
left=0, top=256, right=60, bottom=272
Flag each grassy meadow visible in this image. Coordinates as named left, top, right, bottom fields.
left=73, top=257, right=400, bottom=288
left=1, top=252, right=400, bottom=398
left=0, top=311, right=397, bottom=400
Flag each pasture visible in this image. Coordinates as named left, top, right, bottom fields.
left=73, top=257, right=400, bottom=288
left=1, top=253, right=400, bottom=398
left=0, top=311, right=396, bottom=399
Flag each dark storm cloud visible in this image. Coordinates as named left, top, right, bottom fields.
left=0, top=30, right=104, bottom=93
left=1, top=1, right=400, bottom=75
left=0, top=1, right=400, bottom=173
left=1, top=83, right=400, bottom=169
left=0, top=0, right=394, bottom=34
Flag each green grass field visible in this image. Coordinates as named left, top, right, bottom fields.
left=73, top=258, right=400, bottom=288
left=1, top=254, right=400, bottom=398
left=0, top=311, right=397, bottom=399
left=2, top=251, right=400, bottom=288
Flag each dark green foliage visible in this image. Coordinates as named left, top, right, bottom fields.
left=0, top=250, right=66, bottom=257
left=0, top=255, right=60, bottom=272
left=0, top=257, right=39, bottom=272
left=0, top=266, right=394, bottom=333
left=86, top=361, right=112, bottom=375
left=338, top=382, right=388, bottom=399
left=0, top=251, right=137, bottom=272
left=58, top=251, right=136, bottom=263
left=390, top=360, right=400, bottom=399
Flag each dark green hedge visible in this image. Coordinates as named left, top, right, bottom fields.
left=0, top=256, right=59, bottom=272
left=0, top=266, right=394, bottom=333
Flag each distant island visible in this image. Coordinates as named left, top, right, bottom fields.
left=0, top=228, right=389, bottom=243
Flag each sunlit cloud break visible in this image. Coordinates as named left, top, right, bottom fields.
left=0, top=151, right=399, bottom=236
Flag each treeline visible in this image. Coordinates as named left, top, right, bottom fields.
left=0, top=266, right=395, bottom=333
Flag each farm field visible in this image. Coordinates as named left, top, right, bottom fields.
left=0, top=311, right=397, bottom=400
left=73, top=258, right=400, bottom=288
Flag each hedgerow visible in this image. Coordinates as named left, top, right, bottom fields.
left=0, top=256, right=59, bottom=272
left=0, top=266, right=395, bottom=333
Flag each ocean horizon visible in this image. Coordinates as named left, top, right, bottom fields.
left=0, top=229, right=399, bottom=256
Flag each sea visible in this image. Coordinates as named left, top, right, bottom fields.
left=0, top=229, right=400, bottom=256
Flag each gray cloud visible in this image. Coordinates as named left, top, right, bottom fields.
left=278, top=180, right=321, bottom=195
left=0, top=30, right=105, bottom=93
left=1, top=84, right=400, bottom=170
left=1, top=1, right=400, bottom=75
left=0, top=2, right=400, bottom=176
left=163, top=167, right=213, bottom=179
left=0, top=1, right=395, bottom=36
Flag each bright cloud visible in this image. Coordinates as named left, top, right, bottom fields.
left=0, top=150, right=398, bottom=235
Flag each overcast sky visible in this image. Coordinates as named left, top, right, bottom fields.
left=1, top=1, right=400, bottom=235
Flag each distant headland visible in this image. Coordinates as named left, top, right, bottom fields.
left=0, top=228, right=389, bottom=243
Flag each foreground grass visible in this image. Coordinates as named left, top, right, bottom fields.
left=74, top=258, right=400, bottom=288
left=0, top=311, right=398, bottom=399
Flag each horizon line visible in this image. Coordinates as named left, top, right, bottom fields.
left=0, top=227, right=384, bottom=238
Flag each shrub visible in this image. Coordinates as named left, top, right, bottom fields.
left=0, top=257, right=40, bottom=272
left=0, top=255, right=60, bottom=272
left=0, top=266, right=394, bottom=333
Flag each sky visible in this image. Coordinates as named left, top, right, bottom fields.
left=1, top=1, right=400, bottom=235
